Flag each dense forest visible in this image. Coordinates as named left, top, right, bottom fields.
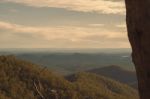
left=0, top=56, right=139, bottom=99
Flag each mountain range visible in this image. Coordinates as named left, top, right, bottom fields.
left=87, top=65, right=138, bottom=89
left=0, top=55, right=139, bottom=99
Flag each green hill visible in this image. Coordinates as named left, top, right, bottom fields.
left=87, top=65, right=138, bottom=88
left=0, top=55, right=139, bottom=99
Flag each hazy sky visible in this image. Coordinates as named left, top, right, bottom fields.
left=0, top=0, right=130, bottom=48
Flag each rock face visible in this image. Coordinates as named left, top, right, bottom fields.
left=125, top=0, right=150, bottom=99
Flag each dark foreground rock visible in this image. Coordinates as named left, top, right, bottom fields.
left=125, top=0, right=150, bottom=99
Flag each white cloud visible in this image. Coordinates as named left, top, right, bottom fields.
left=3, top=0, right=125, bottom=14
left=0, top=21, right=129, bottom=48
left=88, top=24, right=104, bottom=27
left=116, top=23, right=126, bottom=28
left=0, top=21, right=125, bottom=39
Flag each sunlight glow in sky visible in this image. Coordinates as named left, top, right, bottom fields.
left=0, top=0, right=130, bottom=48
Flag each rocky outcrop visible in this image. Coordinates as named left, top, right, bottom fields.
left=125, top=0, right=150, bottom=99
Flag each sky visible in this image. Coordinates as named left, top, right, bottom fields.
left=0, top=0, right=130, bottom=48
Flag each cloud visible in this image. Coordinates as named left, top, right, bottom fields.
left=88, top=24, right=104, bottom=27
left=104, top=0, right=123, bottom=2
left=0, top=21, right=125, bottom=39
left=116, top=23, right=126, bottom=28
left=0, top=21, right=129, bottom=48
left=9, top=9, right=18, bottom=13
left=2, top=0, right=125, bottom=14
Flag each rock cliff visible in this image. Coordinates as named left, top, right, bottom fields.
left=125, top=0, right=150, bottom=99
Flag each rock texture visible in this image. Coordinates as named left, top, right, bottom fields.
left=125, top=0, right=150, bottom=99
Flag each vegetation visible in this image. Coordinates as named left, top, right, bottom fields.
left=0, top=55, right=139, bottom=99
left=88, top=65, right=138, bottom=88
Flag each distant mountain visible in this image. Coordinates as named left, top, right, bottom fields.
left=88, top=65, right=138, bottom=89
left=0, top=48, right=131, bottom=54
left=14, top=52, right=134, bottom=74
left=0, top=56, right=139, bottom=99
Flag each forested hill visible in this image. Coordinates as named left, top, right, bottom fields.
left=0, top=56, right=139, bottom=99
left=87, top=65, right=138, bottom=88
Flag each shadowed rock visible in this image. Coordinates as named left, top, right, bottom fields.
left=125, top=0, right=150, bottom=99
